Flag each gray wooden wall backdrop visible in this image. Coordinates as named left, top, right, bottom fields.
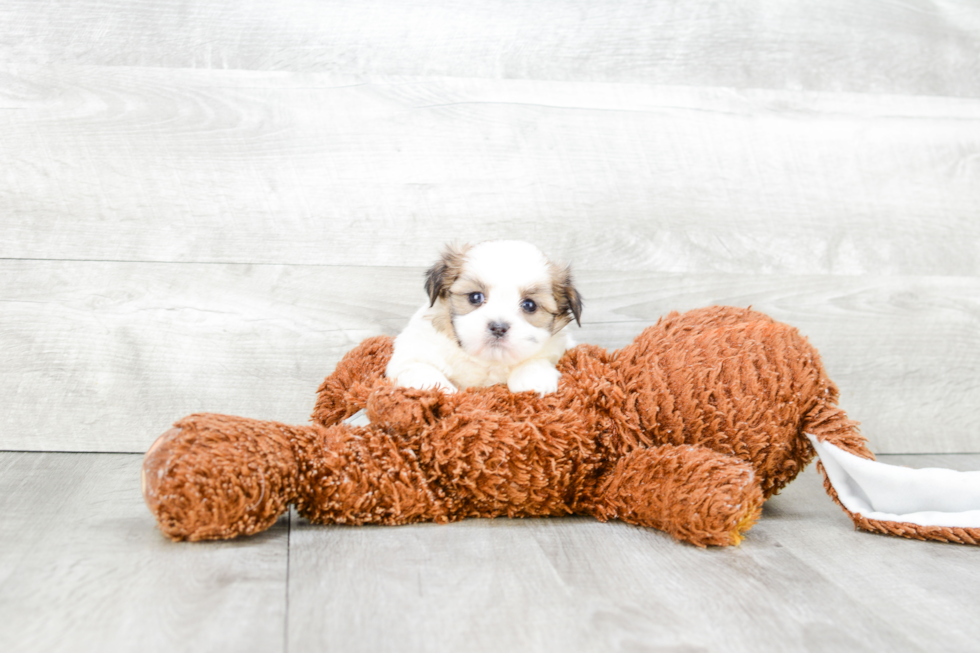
left=2, top=0, right=978, bottom=454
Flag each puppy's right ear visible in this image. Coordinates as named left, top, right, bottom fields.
left=424, top=243, right=470, bottom=307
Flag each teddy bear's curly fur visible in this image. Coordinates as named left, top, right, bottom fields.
left=143, top=306, right=967, bottom=547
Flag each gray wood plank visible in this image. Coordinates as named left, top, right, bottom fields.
left=2, top=67, right=978, bottom=273
left=1, top=1, right=979, bottom=97
left=0, top=260, right=398, bottom=453
left=0, top=452, right=288, bottom=653
left=286, top=454, right=980, bottom=653
left=3, top=260, right=977, bottom=453
left=758, top=454, right=980, bottom=652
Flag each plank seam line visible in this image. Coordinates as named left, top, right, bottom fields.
left=284, top=508, right=292, bottom=653
left=0, top=449, right=143, bottom=455
left=0, top=256, right=418, bottom=269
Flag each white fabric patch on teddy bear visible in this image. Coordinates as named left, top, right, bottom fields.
left=808, top=434, right=980, bottom=528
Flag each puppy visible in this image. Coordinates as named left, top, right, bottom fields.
left=387, top=240, right=582, bottom=395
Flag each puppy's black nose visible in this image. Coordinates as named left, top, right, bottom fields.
left=488, top=321, right=510, bottom=338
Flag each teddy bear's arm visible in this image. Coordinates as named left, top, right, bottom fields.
left=312, top=335, right=394, bottom=426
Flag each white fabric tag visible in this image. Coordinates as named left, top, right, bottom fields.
left=343, top=409, right=372, bottom=427
left=807, top=434, right=980, bottom=528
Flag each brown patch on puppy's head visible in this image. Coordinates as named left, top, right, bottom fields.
left=548, top=263, right=583, bottom=331
left=425, top=243, right=471, bottom=339
left=425, top=243, right=471, bottom=307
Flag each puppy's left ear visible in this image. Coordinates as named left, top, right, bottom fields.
left=551, top=263, right=583, bottom=329
left=424, top=243, right=470, bottom=307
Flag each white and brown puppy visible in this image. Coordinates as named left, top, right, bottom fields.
left=387, top=240, right=582, bottom=395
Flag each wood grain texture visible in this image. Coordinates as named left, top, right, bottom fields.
left=1, top=67, right=978, bottom=273
left=286, top=454, right=980, bottom=653
left=0, top=260, right=401, bottom=452
left=1, top=0, right=979, bottom=97
left=2, top=260, right=977, bottom=453
left=0, top=452, right=288, bottom=653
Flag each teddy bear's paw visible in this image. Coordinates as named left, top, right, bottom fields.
left=598, top=445, right=765, bottom=547
left=366, top=385, right=447, bottom=435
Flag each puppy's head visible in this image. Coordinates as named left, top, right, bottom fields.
left=425, top=240, right=582, bottom=366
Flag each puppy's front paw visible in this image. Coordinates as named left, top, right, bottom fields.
left=507, top=362, right=560, bottom=396
left=394, top=367, right=458, bottom=394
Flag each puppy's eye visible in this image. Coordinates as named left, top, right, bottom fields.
left=468, top=292, right=485, bottom=306
left=520, top=299, right=537, bottom=313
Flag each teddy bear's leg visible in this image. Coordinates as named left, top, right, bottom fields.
left=592, top=444, right=764, bottom=547
left=142, top=413, right=308, bottom=541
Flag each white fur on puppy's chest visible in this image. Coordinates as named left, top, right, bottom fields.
left=386, top=306, right=571, bottom=392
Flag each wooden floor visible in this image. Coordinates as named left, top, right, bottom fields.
left=3, top=0, right=980, bottom=651
left=1, top=451, right=978, bottom=653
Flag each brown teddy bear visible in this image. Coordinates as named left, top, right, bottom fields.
left=141, top=306, right=980, bottom=546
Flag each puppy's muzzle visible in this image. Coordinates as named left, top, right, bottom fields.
left=488, top=321, right=510, bottom=339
